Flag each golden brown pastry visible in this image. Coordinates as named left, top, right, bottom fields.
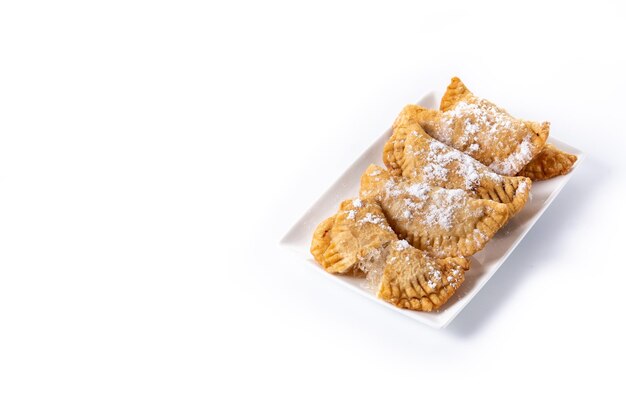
left=360, top=164, right=510, bottom=258
left=307, top=78, right=574, bottom=314
left=311, top=198, right=398, bottom=274
left=383, top=124, right=412, bottom=177
left=310, top=215, right=335, bottom=267
left=376, top=240, right=469, bottom=311
left=517, top=143, right=577, bottom=180
left=384, top=123, right=531, bottom=216
left=311, top=199, right=471, bottom=311
left=394, top=77, right=549, bottom=176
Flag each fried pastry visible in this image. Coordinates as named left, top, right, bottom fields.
left=307, top=77, right=577, bottom=314
left=360, top=164, right=510, bottom=258
left=517, top=143, right=577, bottom=180
left=375, top=240, right=469, bottom=311
left=311, top=198, right=398, bottom=274
left=310, top=215, right=335, bottom=266
left=384, top=123, right=531, bottom=215
left=382, top=124, right=412, bottom=177
left=311, top=199, right=471, bottom=311
left=393, top=77, right=549, bottom=176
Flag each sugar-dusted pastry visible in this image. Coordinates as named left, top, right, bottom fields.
left=384, top=123, right=531, bottom=215
left=517, top=143, right=577, bottom=180
left=360, top=165, right=510, bottom=257
left=311, top=198, right=398, bottom=274
left=311, top=200, right=470, bottom=311
left=393, top=77, right=549, bottom=176
left=374, top=240, right=469, bottom=311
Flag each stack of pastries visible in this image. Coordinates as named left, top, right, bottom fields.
left=311, top=77, right=577, bottom=312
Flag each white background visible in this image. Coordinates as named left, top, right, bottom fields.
left=1, top=1, right=625, bottom=416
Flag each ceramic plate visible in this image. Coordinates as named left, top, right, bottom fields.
left=280, top=92, right=583, bottom=328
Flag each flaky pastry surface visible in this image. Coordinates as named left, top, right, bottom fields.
left=394, top=77, right=549, bottom=176
left=377, top=241, right=468, bottom=311
left=311, top=198, right=397, bottom=274
left=517, top=143, right=577, bottom=180
left=384, top=123, right=531, bottom=215
left=360, top=165, right=510, bottom=258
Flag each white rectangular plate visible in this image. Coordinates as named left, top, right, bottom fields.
left=280, top=92, right=584, bottom=329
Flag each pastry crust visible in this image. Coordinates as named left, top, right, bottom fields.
left=440, top=76, right=471, bottom=112
left=360, top=164, right=510, bottom=258
left=377, top=241, right=469, bottom=311
left=310, top=199, right=471, bottom=311
left=382, top=125, right=409, bottom=177
left=517, top=143, right=577, bottom=180
left=310, top=216, right=336, bottom=266
left=394, top=77, right=550, bottom=176
left=308, top=77, right=571, bottom=314
left=384, top=123, right=531, bottom=216
left=311, top=198, right=398, bottom=274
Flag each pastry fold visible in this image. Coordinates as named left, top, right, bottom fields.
left=377, top=241, right=468, bottom=312
left=310, top=201, right=470, bottom=311
left=394, top=77, right=549, bottom=176
left=360, top=165, right=510, bottom=258
left=311, top=198, right=398, bottom=274
left=384, top=123, right=531, bottom=215
left=517, top=143, right=577, bottom=180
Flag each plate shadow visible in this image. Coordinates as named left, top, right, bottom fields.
left=447, top=156, right=601, bottom=337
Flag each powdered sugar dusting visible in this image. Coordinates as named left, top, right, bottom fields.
left=406, top=183, right=431, bottom=200
left=394, top=240, right=410, bottom=250
left=358, top=212, right=393, bottom=232
left=424, top=259, right=442, bottom=289
left=429, top=97, right=538, bottom=175
left=439, top=99, right=516, bottom=146
left=472, top=228, right=486, bottom=246
left=488, top=134, right=533, bottom=174
left=423, top=188, right=467, bottom=230
left=422, top=163, right=449, bottom=182
left=408, top=131, right=501, bottom=189
left=386, top=175, right=477, bottom=231
left=385, top=180, right=403, bottom=197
